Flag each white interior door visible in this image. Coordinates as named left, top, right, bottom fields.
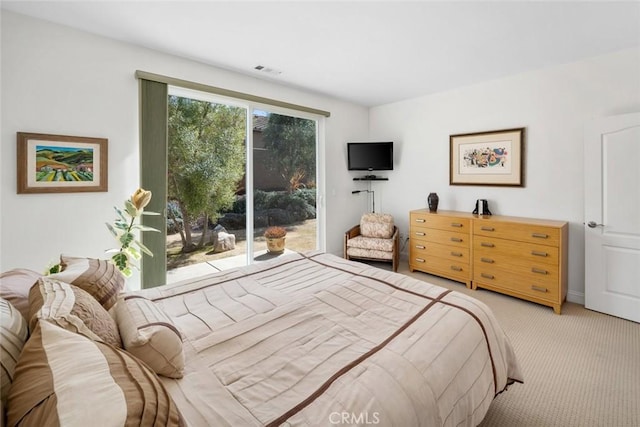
left=584, top=112, right=640, bottom=323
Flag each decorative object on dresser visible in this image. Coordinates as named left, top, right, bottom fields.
left=427, top=192, right=439, bottom=212
left=472, top=199, right=492, bottom=215
left=450, top=128, right=524, bottom=187
left=409, top=209, right=568, bottom=314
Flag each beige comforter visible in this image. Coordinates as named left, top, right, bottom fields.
left=135, top=252, right=522, bottom=426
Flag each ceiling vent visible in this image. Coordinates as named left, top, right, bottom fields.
left=254, top=65, right=282, bottom=75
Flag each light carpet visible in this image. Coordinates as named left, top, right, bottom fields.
left=396, top=265, right=640, bottom=427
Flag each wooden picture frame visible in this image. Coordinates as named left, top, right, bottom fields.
left=450, top=127, right=524, bottom=186
left=17, top=132, right=108, bottom=194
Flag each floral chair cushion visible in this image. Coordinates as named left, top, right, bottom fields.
left=345, top=247, right=393, bottom=261
left=346, top=235, right=395, bottom=252
left=360, top=213, right=394, bottom=239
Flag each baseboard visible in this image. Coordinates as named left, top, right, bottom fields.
left=567, top=290, right=585, bottom=305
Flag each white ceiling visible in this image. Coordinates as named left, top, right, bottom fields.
left=3, top=1, right=639, bottom=107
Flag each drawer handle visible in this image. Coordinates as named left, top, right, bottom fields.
left=415, top=245, right=425, bottom=250
left=415, top=218, right=425, bottom=223
left=415, top=232, right=426, bottom=236
left=531, top=285, right=548, bottom=293
left=532, top=267, right=548, bottom=275
left=450, top=237, right=463, bottom=242
left=450, top=251, right=463, bottom=257
left=532, top=233, right=549, bottom=239
left=450, top=266, right=462, bottom=272
left=481, top=242, right=495, bottom=248
left=481, top=273, right=495, bottom=280
left=481, top=226, right=495, bottom=232
left=415, top=258, right=425, bottom=263
left=450, top=223, right=463, bottom=228
left=531, top=250, right=548, bottom=257
left=480, top=257, right=494, bottom=264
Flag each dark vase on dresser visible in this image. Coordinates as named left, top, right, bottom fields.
left=427, top=193, right=439, bottom=212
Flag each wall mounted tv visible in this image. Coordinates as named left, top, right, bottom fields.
left=347, top=141, right=394, bottom=171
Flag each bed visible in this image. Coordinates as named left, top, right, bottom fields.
left=137, top=251, right=522, bottom=426
left=2, top=251, right=522, bottom=426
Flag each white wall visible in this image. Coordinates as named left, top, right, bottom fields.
left=0, top=11, right=369, bottom=287
left=369, top=47, right=640, bottom=303
left=4, top=11, right=639, bottom=303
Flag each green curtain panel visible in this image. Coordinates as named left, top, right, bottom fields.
left=139, top=79, right=168, bottom=288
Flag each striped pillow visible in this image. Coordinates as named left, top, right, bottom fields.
left=29, top=277, right=122, bottom=348
left=115, top=295, right=185, bottom=378
left=0, top=268, right=41, bottom=320
left=48, top=256, right=124, bottom=310
left=6, top=321, right=183, bottom=426
left=1, top=298, right=28, bottom=406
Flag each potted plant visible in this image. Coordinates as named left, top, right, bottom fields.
left=264, top=226, right=287, bottom=254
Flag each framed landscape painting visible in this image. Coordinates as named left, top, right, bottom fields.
left=450, top=128, right=524, bottom=186
left=17, top=132, right=108, bottom=194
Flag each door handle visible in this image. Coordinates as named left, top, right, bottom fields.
left=587, top=221, right=604, bottom=228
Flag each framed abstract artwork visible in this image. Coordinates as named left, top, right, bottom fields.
left=450, top=128, right=524, bottom=186
left=17, top=132, right=108, bottom=194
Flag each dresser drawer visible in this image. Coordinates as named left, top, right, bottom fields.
left=474, top=252, right=559, bottom=280
left=473, top=220, right=560, bottom=247
left=411, top=240, right=470, bottom=263
left=410, top=255, right=470, bottom=282
left=411, top=212, right=471, bottom=233
left=473, top=266, right=560, bottom=302
left=411, top=227, right=469, bottom=248
left=473, top=236, right=559, bottom=266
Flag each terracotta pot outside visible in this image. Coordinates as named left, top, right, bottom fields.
left=266, top=237, right=286, bottom=254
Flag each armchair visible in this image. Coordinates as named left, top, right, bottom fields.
left=344, top=213, right=399, bottom=272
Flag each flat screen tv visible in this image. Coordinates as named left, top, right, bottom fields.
left=347, top=141, right=394, bottom=171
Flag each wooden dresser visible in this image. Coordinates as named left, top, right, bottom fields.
left=409, top=209, right=568, bottom=314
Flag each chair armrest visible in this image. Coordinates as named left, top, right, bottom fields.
left=345, top=225, right=361, bottom=240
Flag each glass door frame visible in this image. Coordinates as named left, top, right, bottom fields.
left=167, top=86, right=326, bottom=268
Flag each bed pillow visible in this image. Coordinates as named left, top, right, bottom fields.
left=48, top=255, right=124, bottom=310
left=6, top=320, right=183, bottom=427
left=1, top=298, right=29, bottom=407
left=0, top=268, right=41, bottom=320
left=29, top=277, right=122, bottom=348
left=115, top=295, right=185, bottom=378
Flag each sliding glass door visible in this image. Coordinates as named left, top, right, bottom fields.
left=166, top=89, right=249, bottom=274
left=163, top=87, right=323, bottom=279
left=251, top=109, right=318, bottom=260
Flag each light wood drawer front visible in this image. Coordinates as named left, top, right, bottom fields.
left=411, top=213, right=471, bottom=233
left=473, top=237, right=559, bottom=266
left=411, top=256, right=470, bottom=281
left=474, top=252, right=559, bottom=280
left=473, top=221, right=560, bottom=246
left=411, top=227, right=469, bottom=248
left=474, top=260, right=558, bottom=288
left=411, top=240, right=470, bottom=263
left=473, top=267, right=559, bottom=301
